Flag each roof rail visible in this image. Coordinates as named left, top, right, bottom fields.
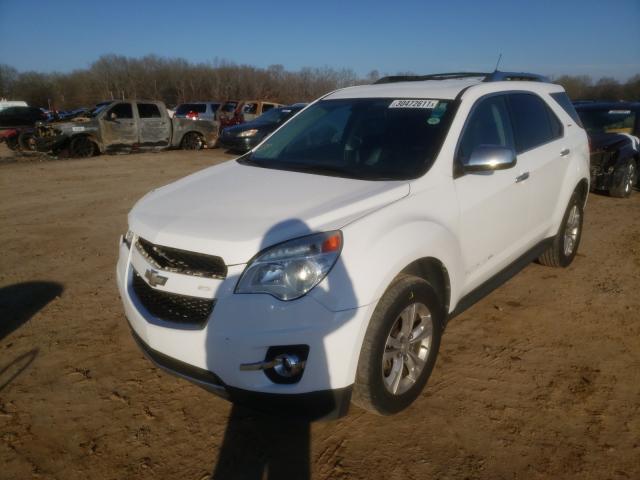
left=374, top=72, right=487, bottom=84
left=373, top=71, right=550, bottom=85
left=483, top=71, right=550, bottom=83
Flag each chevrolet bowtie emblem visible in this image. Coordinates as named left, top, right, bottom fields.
left=144, top=269, right=168, bottom=287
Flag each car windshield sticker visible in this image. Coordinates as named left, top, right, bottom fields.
left=389, top=99, right=439, bottom=109
left=609, top=110, right=631, bottom=114
left=427, top=117, right=440, bottom=125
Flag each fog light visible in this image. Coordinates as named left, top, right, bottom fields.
left=265, top=345, right=309, bottom=384
left=273, top=354, right=304, bottom=378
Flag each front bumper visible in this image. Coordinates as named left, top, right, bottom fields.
left=34, top=134, right=69, bottom=152
left=116, top=237, right=368, bottom=419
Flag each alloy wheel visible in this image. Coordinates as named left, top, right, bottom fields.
left=382, top=302, right=433, bottom=395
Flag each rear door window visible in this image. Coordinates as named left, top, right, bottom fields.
left=507, top=93, right=560, bottom=153
left=137, top=103, right=162, bottom=118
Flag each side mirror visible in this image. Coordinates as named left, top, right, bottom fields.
left=463, top=145, right=516, bottom=172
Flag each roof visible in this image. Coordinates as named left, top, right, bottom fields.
left=327, top=77, right=485, bottom=100
left=574, top=101, right=640, bottom=110
left=326, top=76, right=562, bottom=101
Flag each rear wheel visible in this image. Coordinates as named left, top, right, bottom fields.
left=538, top=191, right=583, bottom=267
left=70, top=136, right=96, bottom=158
left=181, top=132, right=204, bottom=150
left=610, top=158, right=636, bottom=198
left=353, top=275, right=443, bottom=415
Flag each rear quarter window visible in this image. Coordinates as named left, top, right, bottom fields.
left=551, top=92, right=583, bottom=128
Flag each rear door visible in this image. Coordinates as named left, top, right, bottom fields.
left=507, top=93, right=568, bottom=240
left=100, top=102, right=138, bottom=147
left=137, top=102, right=170, bottom=147
left=454, top=94, right=530, bottom=291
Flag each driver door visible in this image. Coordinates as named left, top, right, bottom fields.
left=100, top=102, right=138, bottom=148
left=454, top=94, right=530, bottom=292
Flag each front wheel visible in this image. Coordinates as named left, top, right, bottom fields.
left=352, top=275, right=443, bottom=415
left=181, top=132, right=204, bottom=150
left=18, top=131, right=36, bottom=151
left=538, top=191, right=583, bottom=268
left=69, top=136, right=96, bottom=158
left=610, top=158, right=637, bottom=198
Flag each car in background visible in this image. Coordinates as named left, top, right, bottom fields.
left=0, top=106, right=48, bottom=150
left=218, top=103, right=306, bottom=152
left=218, top=100, right=282, bottom=130
left=35, top=99, right=218, bottom=157
left=0, top=100, right=28, bottom=113
left=174, top=101, right=221, bottom=122
left=574, top=101, right=639, bottom=197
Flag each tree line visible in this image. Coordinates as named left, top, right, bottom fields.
left=0, top=54, right=638, bottom=110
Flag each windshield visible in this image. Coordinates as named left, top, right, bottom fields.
left=577, top=108, right=637, bottom=135
left=241, top=98, right=454, bottom=180
left=91, top=103, right=111, bottom=117
left=254, top=107, right=301, bottom=124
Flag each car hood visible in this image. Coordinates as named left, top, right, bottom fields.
left=129, top=161, right=410, bottom=265
left=224, top=121, right=275, bottom=136
left=588, top=132, right=640, bottom=151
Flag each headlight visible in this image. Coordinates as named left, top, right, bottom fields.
left=238, top=129, right=259, bottom=138
left=236, top=231, right=342, bottom=301
left=123, top=230, right=134, bottom=248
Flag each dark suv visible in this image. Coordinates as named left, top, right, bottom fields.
left=574, top=101, right=639, bottom=197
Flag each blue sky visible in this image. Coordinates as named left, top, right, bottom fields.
left=1, top=0, right=639, bottom=80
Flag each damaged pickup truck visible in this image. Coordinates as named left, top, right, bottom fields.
left=35, top=100, right=218, bottom=157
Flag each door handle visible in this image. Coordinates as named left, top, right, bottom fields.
left=560, top=148, right=570, bottom=157
left=515, top=172, right=530, bottom=183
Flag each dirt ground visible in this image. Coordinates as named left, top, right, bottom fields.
left=1, top=144, right=639, bottom=480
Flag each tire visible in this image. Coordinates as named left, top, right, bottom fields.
left=352, top=274, right=443, bottom=415
left=6, top=136, right=19, bottom=151
left=70, top=136, right=96, bottom=158
left=181, top=131, right=204, bottom=150
left=18, top=131, right=36, bottom=151
left=538, top=191, right=583, bottom=268
left=609, top=158, right=637, bottom=198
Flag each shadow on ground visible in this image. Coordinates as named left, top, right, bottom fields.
left=0, top=349, right=39, bottom=392
left=0, top=281, right=63, bottom=341
left=211, top=405, right=310, bottom=479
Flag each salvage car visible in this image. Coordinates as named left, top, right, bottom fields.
left=35, top=100, right=218, bottom=157
left=117, top=72, right=589, bottom=419
left=218, top=103, right=306, bottom=152
left=174, top=101, right=222, bottom=122
left=218, top=100, right=282, bottom=130
left=0, top=106, right=48, bottom=150
left=574, top=101, right=639, bottom=197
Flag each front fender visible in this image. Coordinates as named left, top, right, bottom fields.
left=309, top=195, right=464, bottom=314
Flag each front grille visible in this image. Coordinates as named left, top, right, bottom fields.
left=136, top=237, right=227, bottom=278
left=132, top=270, right=214, bottom=325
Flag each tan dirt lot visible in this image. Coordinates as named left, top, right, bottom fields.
left=0, top=144, right=639, bottom=480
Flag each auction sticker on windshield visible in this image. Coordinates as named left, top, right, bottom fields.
left=389, top=99, right=439, bottom=109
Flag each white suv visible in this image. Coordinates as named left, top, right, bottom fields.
left=117, top=72, right=589, bottom=418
